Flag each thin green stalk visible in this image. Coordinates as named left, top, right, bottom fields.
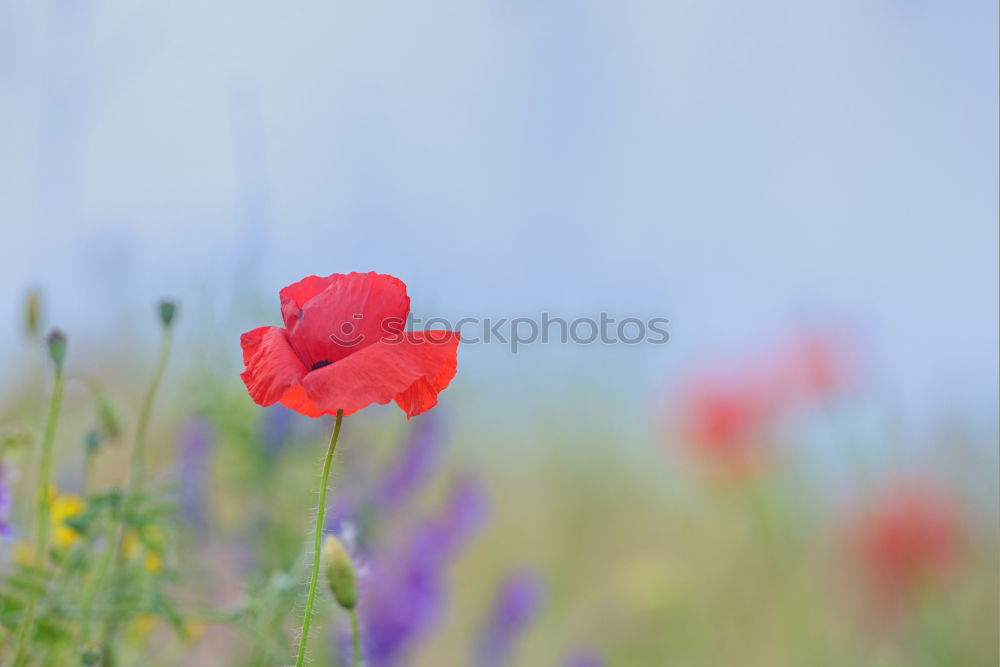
left=349, top=608, right=361, bottom=667
left=13, top=365, right=65, bottom=666
left=129, top=327, right=173, bottom=495
left=294, top=410, right=344, bottom=667
left=32, top=367, right=63, bottom=565
left=79, top=506, right=118, bottom=645
left=83, top=446, right=96, bottom=497
left=102, top=326, right=173, bottom=655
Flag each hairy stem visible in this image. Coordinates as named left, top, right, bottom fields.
left=294, top=410, right=344, bottom=667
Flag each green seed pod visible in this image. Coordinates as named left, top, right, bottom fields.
left=158, top=300, right=177, bottom=328
left=46, top=329, right=67, bottom=370
left=322, top=535, right=357, bottom=610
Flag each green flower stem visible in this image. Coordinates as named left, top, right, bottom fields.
left=294, top=410, right=344, bottom=667
left=12, top=365, right=65, bottom=666
left=83, top=446, right=96, bottom=497
left=102, top=326, right=173, bottom=653
left=79, top=507, right=118, bottom=646
left=349, top=608, right=361, bottom=667
left=129, top=327, right=173, bottom=495
left=32, top=368, right=63, bottom=565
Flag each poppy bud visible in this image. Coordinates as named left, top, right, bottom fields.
left=46, top=329, right=67, bottom=370
left=158, top=300, right=177, bottom=328
left=24, top=289, right=42, bottom=338
left=322, top=535, right=357, bottom=610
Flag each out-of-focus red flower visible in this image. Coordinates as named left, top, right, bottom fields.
left=766, top=331, right=854, bottom=406
left=670, top=330, right=854, bottom=473
left=675, top=373, right=775, bottom=474
left=855, top=481, right=960, bottom=603
left=240, top=272, right=459, bottom=418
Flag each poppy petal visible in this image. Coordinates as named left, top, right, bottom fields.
left=302, top=331, right=459, bottom=418
left=279, top=272, right=410, bottom=369
left=278, top=274, right=337, bottom=311
left=279, top=273, right=409, bottom=311
left=393, top=332, right=460, bottom=417
left=240, top=326, right=309, bottom=407
left=278, top=383, right=327, bottom=418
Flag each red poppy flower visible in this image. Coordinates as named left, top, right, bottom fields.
left=675, top=372, right=776, bottom=475
left=240, top=272, right=459, bottom=418
left=855, top=481, right=960, bottom=602
left=765, top=330, right=856, bottom=406
left=668, top=329, right=856, bottom=476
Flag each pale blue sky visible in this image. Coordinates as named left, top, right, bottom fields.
left=1, top=0, right=997, bottom=430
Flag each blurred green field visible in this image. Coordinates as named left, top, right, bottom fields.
left=1, top=304, right=996, bottom=666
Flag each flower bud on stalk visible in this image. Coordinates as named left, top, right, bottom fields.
left=158, top=300, right=177, bottom=329
left=322, top=535, right=357, bottom=610
left=46, top=329, right=67, bottom=370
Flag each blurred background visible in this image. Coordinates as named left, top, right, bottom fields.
left=0, top=1, right=997, bottom=665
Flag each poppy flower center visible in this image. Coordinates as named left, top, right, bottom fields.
left=311, top=360, right=332, bottom=371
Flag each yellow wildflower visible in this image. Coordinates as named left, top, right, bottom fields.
left=123, top=526, right=165, bottom=574
left=50, top=489, right=84, bottom=549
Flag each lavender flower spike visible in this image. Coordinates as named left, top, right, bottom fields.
left=563, top=648, right=606, bottom=667
left=176, top=417, right=213, bottom=532
left=361, top=474, right=489, bottom=666
left=374, top=412, right=445, bottom=515
left=476, top=570, right=545, bottom=667
left=0, top=463, right=12, bottom=538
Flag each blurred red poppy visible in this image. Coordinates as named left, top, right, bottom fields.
left=240, top=272, right=459, bottom=418
left=676, top=372, right=775, bottom=474
left=855, top=481, right=960, bottom=603
left=766, top=331, right=854, bottom=406
left=670, top=330, right=854, bottom=474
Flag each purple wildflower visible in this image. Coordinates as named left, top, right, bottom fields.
left=373, top=413, right=445, bottom=515
left=360, top=474, right=488, bottom=666
left=327, top=496, right=363, bottom=541
left=327, top=414, right=448, bottom=543
left=0, top=463, right=12, bottom=538
left=176, top=417, right=212, bottom=532
left=435, top=473, right=489, bottom=550
left=476, top=570, right=545, bottom=667
left=563, top=648, right=606, bottom=667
